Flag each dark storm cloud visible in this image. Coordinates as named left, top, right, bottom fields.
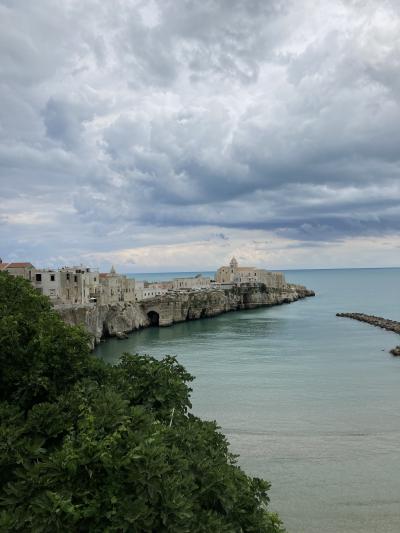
left=1, top=0, right=400, bottom=265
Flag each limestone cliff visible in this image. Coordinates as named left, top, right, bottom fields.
left=56, top=302, right=148, bottom=348
left=56, top=283, right=314, bottom=348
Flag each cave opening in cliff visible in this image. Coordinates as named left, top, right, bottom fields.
left=147, top=310, right=159, bottom=327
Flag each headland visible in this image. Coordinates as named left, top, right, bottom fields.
left=58, top=282, right=314, bottom=348
left=0, top=256, right=315, bottom=348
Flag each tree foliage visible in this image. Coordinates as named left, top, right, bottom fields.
left=0, top=272, right=285, bottom=532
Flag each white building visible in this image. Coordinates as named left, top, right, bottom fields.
left=135, top=281, right=168, bottom=301
left=32, top=269, right=62, bottom=301
left=215, top=257, right=286, bottom=288
left=33, top=266, right=100, bottom=304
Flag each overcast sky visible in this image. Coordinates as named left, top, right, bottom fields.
left=1, top=0, right=400, bottom=272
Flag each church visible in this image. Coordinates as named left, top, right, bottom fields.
left=215, top=257, right=286, bottom=288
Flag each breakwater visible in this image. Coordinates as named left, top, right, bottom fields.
left=336, top=312, right=400, bottom=356
left=57, top=283, right=314, bottom=348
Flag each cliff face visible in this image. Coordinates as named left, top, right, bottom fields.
left=56, top=284, right=314, bottom=347
left=142, top=284, right=314, bottom=325
left=56, top=303, right=148, bottom=348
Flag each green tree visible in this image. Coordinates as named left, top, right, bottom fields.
left=0, top=272, right=285, bottom=532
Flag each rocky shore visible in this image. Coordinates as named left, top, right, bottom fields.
left=336, top=312, right=400, bottom=356
left=56, top=283, right=315, bottom=348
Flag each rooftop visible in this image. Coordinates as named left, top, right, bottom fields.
left=0, top=262, right=34, bottom=269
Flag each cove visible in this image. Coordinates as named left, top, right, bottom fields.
left=95, top=268, right=400, bottom=533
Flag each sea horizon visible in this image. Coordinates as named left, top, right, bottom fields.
left=126, top=265, right=400, bottom=274
left=124, top=266, right=400, bottom=283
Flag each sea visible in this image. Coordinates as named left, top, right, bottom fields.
left=95, top=268, right=400, bottom=533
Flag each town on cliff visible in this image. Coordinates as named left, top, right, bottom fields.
left=0, top=257, right=288, bottom=307
left=1, top=257, right=314, bottom=344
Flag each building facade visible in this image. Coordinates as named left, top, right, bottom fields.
left=215, top=257, right=286, bottom=288
left=97, top=266, right=135, bottom=305
left=0, top=261, right=35, bottom=281
left=1, top=260, right=136, bottom=306
left=172, top=274, right=211, bottom=290
left=134, top=281, right=168, bottom=301
left=33, top=266, right=100, bottom=304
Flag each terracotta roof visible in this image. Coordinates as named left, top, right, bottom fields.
left=2, top=262, right=34, bottom=268
left=99, top=273, right=108, bottom=278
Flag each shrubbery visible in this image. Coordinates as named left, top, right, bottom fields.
left=0, top=272, right=284, bottom=532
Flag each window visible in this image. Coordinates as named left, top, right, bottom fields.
left=74, top=275, right=77, bottom=282
left=94, top=277, right=97, bottom=282
left=50, top=274, right=55, bottom=281
left=66, top=273, right=70, bottom=281
left=36, top=273, right=42, bottom=282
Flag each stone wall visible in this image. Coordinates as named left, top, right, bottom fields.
left=56, top=283, right=314, bottom=348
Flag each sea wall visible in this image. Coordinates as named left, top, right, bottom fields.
left=336, top=312, right=400, bottom=356
left=56, top=283, right=314, bottom=348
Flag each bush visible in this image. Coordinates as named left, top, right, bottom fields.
left=0, top=272, right=285, bottom=532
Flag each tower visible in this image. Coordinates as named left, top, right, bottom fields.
left=229, top=257, right=238, bottom=270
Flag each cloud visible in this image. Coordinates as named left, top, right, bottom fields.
left=0, top=0, right=400, bottom=269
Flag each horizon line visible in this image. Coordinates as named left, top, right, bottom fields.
left=120, top=266, right=399, bottom=274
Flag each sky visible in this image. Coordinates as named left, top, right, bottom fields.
left=1, top=0, right=400, bottom=272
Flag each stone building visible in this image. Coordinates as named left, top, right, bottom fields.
left=32, top=269, right=62, bottom=300
left=97, top=266, right=135, bottom=305
left=215, top=257, right=286, bottom=288
left=0, top=259, right=136, bottom=306
left=135, top=281, right=168, bottom=301
left=0, top=260, right=35, bottom=281
left=172, top=274, right=211, bottom=290
left=134, top=275, right=212, bottom=301
left=33, top=266, right=100, bottom=304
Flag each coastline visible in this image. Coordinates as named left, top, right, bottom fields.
left=56, top=283, right=315, bottom=348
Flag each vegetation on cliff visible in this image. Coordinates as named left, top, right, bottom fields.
left=0, top=272, right=284, bottom=532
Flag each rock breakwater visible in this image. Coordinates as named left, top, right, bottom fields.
left=57, top=283, right=314, bottom=348
left=336, top=312, right=400, bottom=356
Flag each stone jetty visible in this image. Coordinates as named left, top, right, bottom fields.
left=336, top=312, right=400, bottom=356
left=57, top=283, right=315, bottom=348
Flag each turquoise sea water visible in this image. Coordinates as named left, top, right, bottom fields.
left=95, top=268, right=400, bottom=533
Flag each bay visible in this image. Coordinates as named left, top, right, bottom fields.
left=95, top=268, right=400, bottom=533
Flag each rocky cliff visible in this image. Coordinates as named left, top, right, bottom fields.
left=56, top=303, right=148, bottom=348
left=56, top=283, right=314, bottom=348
